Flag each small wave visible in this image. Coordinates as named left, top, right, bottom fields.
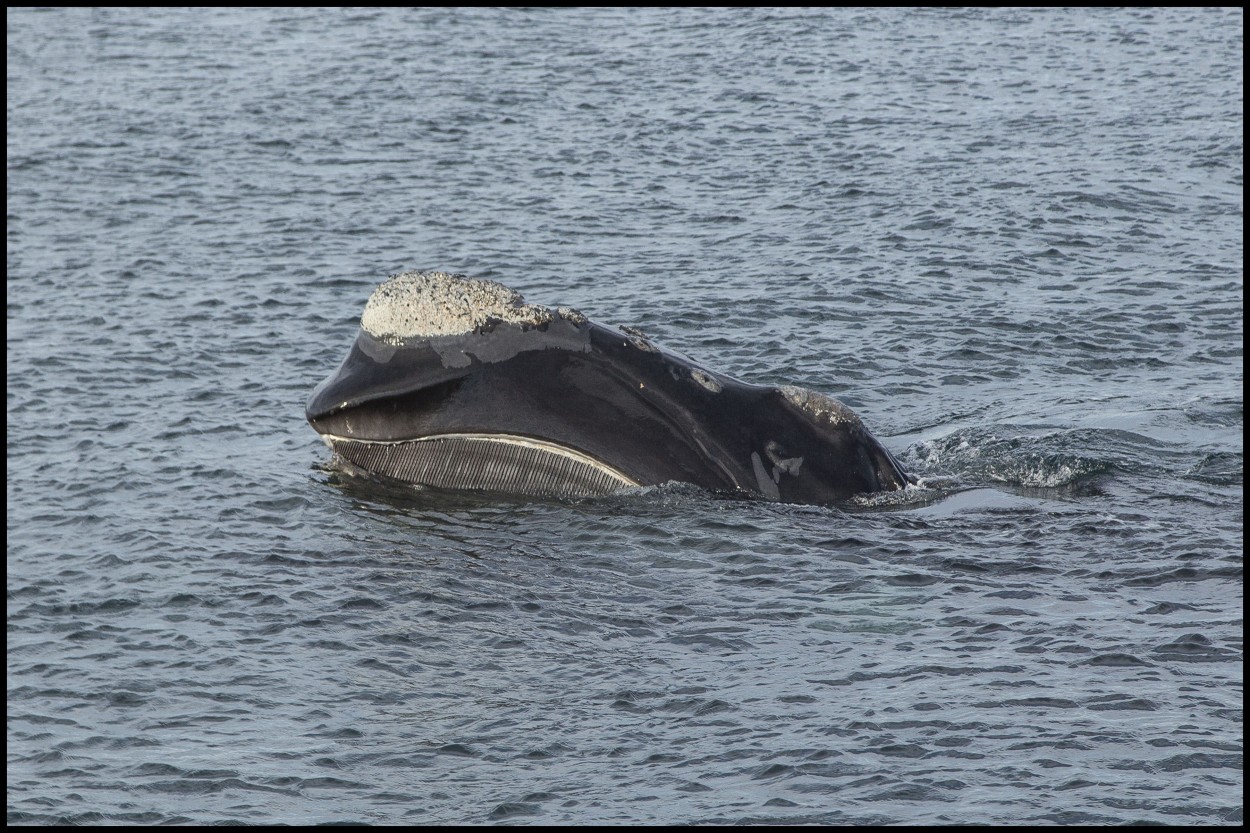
left=851, top=480, right=944, bottom=509
left=983, top=455, right=1109, bottom=488
left=901, top=426, right=1116, bottom=489
left=1183, top=451, right=1242, bottom=485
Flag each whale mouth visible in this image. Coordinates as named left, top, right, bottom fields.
left=320, top=432, right=640, bottom=498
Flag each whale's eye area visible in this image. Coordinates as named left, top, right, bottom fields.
left=324, top=433, right=638, bottom=498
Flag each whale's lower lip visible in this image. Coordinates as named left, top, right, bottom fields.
left=321, top=432, right=640, bottom=498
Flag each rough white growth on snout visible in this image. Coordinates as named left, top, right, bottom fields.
left=556, top=306, right=588, bottom=326
left=361, top=270, right=554, bottom=343
left=778, top=385, right=862, bottom=427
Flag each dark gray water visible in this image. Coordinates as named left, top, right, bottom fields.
left=7, top=7, right=1242, bottom=825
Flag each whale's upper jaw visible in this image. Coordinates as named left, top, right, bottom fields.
left=307, top=271, right=593, bottom=426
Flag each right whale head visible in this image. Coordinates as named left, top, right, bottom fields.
left=307, top=270, right=911, bottom=503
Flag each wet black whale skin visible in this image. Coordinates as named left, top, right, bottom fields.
left=307, top=314, right=911, bottom=504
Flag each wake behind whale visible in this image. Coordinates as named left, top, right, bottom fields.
left=307, top=271, right=912, bottom=505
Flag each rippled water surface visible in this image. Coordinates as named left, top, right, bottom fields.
left=7, top=7, right=1242, bottom=825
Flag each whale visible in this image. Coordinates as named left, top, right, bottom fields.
left=306, top=270, right=913, bottom=504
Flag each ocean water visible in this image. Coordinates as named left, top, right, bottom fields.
left=6, top=6, right=1242, bottom=825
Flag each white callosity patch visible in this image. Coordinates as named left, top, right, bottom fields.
left=778, top=385, right=862, bottom=427
left=361, top=270, right=555, bottom=343
left=556, top=306, right=587, bottom=326
left=616, top=323, right=659, bottom=353
left=690, top=368, right=722, bottom=393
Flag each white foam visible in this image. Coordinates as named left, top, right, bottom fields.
left=360, top=270, right=554, bottom=343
